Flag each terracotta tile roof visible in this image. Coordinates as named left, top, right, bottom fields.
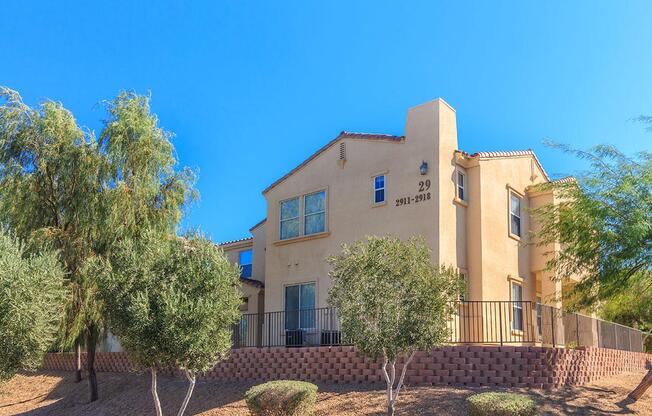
left=262, top=131, right=404, bottom=194
left=249, top=218, right=267, bottom=232
left=241, top=277, right=264, bottom=288
left=456, top=149, right=550, bottom=181
left=218, top=236, right=253, bottom=247
left=551, top=176, right=575, bottom=184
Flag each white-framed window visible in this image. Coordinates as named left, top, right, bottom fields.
left=280, top=197, right=300, bottom=240
left=284, top=282, right=316, bottom=330
left=457, top=170, right=466, bottom=201
left=536, top=295, right=542, bottom=337
left=511, top=281, right=523, bottom=331
left=509, top=192, right=522, bottom=237
left=374, top=174, right=386, bottom=204
left=304, top=191, right=326, bottom=235
left=280, top=191, right=327, bottom=240
left=238, top=249, right=253, bottom=278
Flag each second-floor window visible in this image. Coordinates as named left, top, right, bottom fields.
left=239, top=249, right=252, bottom=278
left=304, top=191, right=326, bottom=235
left=457, top=171, right=466, bottom=201
left=374, top=175, right=385, bottom=204
left=280, top=190, right=326, bottom=240
left=509, top=192, right=522, bottom=237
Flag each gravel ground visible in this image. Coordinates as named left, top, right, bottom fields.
left=0, top=371, right=650, bottom=415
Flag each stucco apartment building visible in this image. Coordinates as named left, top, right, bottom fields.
left=222, top=98, right=568, bottom=330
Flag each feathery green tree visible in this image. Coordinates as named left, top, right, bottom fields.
left=327, top=236, right=462, bottom=416
left=530, top=143, right=651, bottom=310
left=0, top=230, right=66, bottom=382
left=0, top=87, right=196, bottom=401
left=98, top=232, right=242, bottom=416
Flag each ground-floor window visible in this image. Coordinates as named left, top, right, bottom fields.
left=285, top=282, right=316, bottom=330
left=536, top=296, right=542, bottom=337
left=511, top=282, right=523, bottom=331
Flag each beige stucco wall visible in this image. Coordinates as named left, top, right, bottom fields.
left=263, top=99, right=461, bottom=312
left=222, top=98, right=570, bottom=320
left=221, top=239, right=264, bottom=315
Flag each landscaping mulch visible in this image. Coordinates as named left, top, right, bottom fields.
left=0, top=370, right=650, bottom=415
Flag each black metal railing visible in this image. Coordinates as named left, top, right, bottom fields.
left=232, top=302, right=650, bottom=352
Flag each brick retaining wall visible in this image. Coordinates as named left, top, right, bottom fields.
left=43, top=346, right=651, bottom=389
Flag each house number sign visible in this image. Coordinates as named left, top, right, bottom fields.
left=395, top=179, right=432, bottom=207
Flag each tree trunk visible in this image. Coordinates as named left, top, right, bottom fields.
left=151, top=367, right=163, bottom=416
left=74, top=342, right=82, bottom=382
left=86, top=326, right=99, bottom=402
left=177, top=370, right=196, bottom=416
left=628, top=369, right=652, bottom=401
left=387, top=401, right=395, bottom=416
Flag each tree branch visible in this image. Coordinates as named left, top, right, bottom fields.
left=394, top=351, right=416, bottom=402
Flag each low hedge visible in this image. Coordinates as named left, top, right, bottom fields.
left=244, top=380, right=318, bottom=416
left=467, top=392, right=538, bottom=416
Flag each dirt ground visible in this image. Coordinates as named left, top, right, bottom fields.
left=0, top=371, right=650, bottom=416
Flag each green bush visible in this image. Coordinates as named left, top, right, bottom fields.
left=467, top=392, right=538, bottom=416
left=245, top=380, right=318, bottom=416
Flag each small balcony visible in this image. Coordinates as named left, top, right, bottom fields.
left=232, top=302, right=650, bottom=352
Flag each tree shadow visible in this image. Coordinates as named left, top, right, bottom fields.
left=2, top=371, right=253, bottom=416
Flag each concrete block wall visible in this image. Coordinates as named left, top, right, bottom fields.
left=43, top=345, right=651, bottom=389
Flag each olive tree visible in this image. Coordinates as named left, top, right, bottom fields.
left=327, top=236, right=462, bottom=416
left=98, top=232, right=242, bottom=416
left=0, top=230, right=66, bottom=382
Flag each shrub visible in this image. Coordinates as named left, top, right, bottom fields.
left=245, top=380, right=318, bottom=416
left=467, top=392, right=538, bottom=416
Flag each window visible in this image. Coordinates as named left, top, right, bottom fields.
left=238, top=250, right=252, bottom=278
left=279, top=191, right=327, bottom=240
left=509, top=192, right=522, bottom=237
left=511, top=282, right=523, bottom=331
left=280, top=197, right=300, bottom=240
left=457, top=171, right=466, bottom=201
left=536, top=296, right=542, bottom=337
left=374, top=175, right=386, bottom=204
left=285, top=282, right=316, bottom=330
left=304, top=191, right=326, bottom=235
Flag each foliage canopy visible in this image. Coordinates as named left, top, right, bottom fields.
left=531, top=143, right=651, bottom=310
left=0, top=230, right=66, bottom=382
left=0, top=87, right=196, bottom=399
left=98, top=231, right=242, bottom=416
left=327, top=235, right=462, bottom=415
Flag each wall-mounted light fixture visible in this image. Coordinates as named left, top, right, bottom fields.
left=420, top=161, right=429, bottom=175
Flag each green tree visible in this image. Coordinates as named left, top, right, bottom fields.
left=0, top=230, right=66, bottom=382
left=531, top=143, right=651, bottom=310
left=327, top=236, right=462, bottom=416
left=600, top=271, right=652, bottom=352
left=98, top=232, right=242, bottom=416
left=0, top=88, right=196, bottom=401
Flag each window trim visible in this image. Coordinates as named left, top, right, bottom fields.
left=279, top=196, right=301, bottom=240
left=303, top=191, right=326, bottom=236
left=283, top=281, right=317, bottom=330
left=456, top=170, right=466, bottom=201
left=238, top=249, right=253, bottom=278
left=373, top=174, right=386, bottom=205
left=508, top=190, right=523, bottom=239
left=278, top=188, right=329, bottom=241
left=510, top=281, right=524, bottom=332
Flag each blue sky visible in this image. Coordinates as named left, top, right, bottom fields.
left=2, top=1, right=651, bottom=243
